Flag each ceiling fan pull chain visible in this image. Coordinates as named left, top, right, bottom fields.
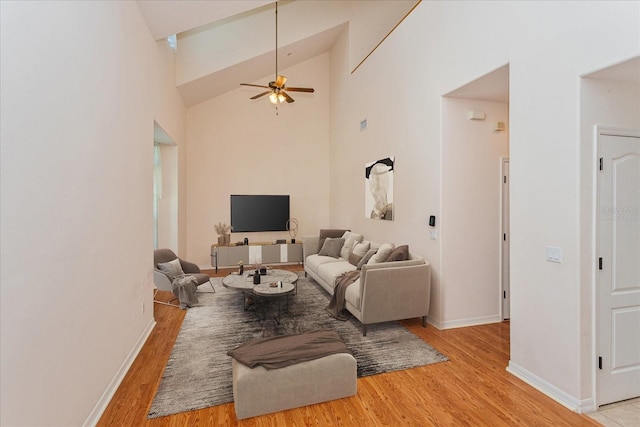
left=275, top=1, right=278, bottom=80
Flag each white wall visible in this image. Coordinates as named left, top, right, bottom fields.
left=0, top=2, right=185, bottom=425
left=579, top=76, right=640, bottom=401
left=441, top=98, right=509, bottom=328
left=326, top=0, right=639, bottom=411
left=184, top=53, right=331, bottom=267
left=150, top=29, right=190, bottom=257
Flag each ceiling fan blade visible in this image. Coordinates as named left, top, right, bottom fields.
left=274, top=75, right=287, bottom=88
left=241, top=83, right=270, bottom=89
left=250, top=91, right=272, bottom=100
left=281, top=90, right=295, bottom=103
left=285, top=87, right=315, bottom=93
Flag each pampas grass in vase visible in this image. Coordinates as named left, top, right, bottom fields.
left=215, top=222, right=231, bottom=245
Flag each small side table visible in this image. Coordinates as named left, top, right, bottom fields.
left=253, top=282, right=295, bottom=323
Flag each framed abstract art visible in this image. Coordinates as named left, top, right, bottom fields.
left=365, top=156, right=394, bottom=221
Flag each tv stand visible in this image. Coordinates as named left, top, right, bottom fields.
left=211, top=241, right=302, bottom=272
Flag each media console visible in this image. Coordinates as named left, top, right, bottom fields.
left=211, top=242, right=303, bottom=272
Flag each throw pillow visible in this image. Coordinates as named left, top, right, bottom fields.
left=157, top=258, right=184, bottom=279
left=367, top=243, right=395, bottom=265
left=340, top=231, right=364, bottom=260
left=357, top=248, right=377, bottom=269
left=351, top=240, right=370, bottom=257
left=348, top=252, right=363, bottom=267
left=318, top=237, right=345, bottom=258
left=318, top=229, right=350, bottom=252
left=385, top=245, right=409, bottom=262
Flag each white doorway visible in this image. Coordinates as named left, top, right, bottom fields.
left=596, top=128, right=640, bottom=406
left=153, top=122, right=179, bottom=251
left=502, top=158, right=510, bottom=320
left=440, top=64, right=510, bottom=328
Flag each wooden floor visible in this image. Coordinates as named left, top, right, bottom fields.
left=98, top=265, right=600, bottom=426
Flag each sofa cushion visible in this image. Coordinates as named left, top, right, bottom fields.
left=318, top=229, right=349, bottom=252
left=368, top=243, right=395, bottom=265
left=344, top=278, right=362, bottom=310
left=318, top=237, right=344, bottom=258
left=305, top=254, right=343, bottom=275
left=385, top=245, right=409, bottom=262
left=340, top=231, right=364, bottom=260
left=357, top=248, right=377, bottom=270
left=347, top=240, right=370, bottom=266
left=318, top=261, right=356, bottom=290
left=351, top=241, right=370, bottom=257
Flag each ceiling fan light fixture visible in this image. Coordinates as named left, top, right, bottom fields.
left=269, top=92, right=285, bottom=104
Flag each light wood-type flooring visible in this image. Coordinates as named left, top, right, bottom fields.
left=97, top=265, right=601, bottom=426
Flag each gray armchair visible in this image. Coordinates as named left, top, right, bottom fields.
left=153, top=249, right=215, bottom=307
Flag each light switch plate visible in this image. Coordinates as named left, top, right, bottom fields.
left=546, top=246, right=563, bottom=263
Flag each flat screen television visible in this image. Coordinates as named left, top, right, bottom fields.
left=230, top=195, right=290, bottom=232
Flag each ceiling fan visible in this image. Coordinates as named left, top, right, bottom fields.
left=240, top=2, right=314, bottom=104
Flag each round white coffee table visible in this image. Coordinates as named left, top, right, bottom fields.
left=222, top=269, right=298, bottom=310
left=253, top=281, right=295, bottom=322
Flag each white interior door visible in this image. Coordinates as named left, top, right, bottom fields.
left=502, top=158, right=510, bottom=320
left=597, top=130, right=640, bottom=406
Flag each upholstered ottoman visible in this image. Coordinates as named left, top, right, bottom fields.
left=228, top=330, right=357, bottom=420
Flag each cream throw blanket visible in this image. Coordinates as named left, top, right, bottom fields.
left=172, top=275, right=199, bottom=309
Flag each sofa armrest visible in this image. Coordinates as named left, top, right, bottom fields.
left=360, top=258, right=425, bottom=282
left=358, top=261, right=431, bottom=325
left=302, top=235, right=319, bottom=259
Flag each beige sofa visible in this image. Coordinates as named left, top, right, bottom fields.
left=303, top=234, right=431, bottom=335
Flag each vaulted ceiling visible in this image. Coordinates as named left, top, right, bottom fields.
left=136, top=0, right=420, bottom=107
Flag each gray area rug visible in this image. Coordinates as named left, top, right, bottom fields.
left=148, top=272, right=448, bottom=418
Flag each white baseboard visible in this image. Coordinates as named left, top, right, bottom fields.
left=426, top=316, right=443, bottom=329
left=507, top=360, right=587, bottom=413
left=438, top=314, right=502, bottom=330
left=83, top=319, right=157, bottom=427
left=580, top=397, right=596, bottom=414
